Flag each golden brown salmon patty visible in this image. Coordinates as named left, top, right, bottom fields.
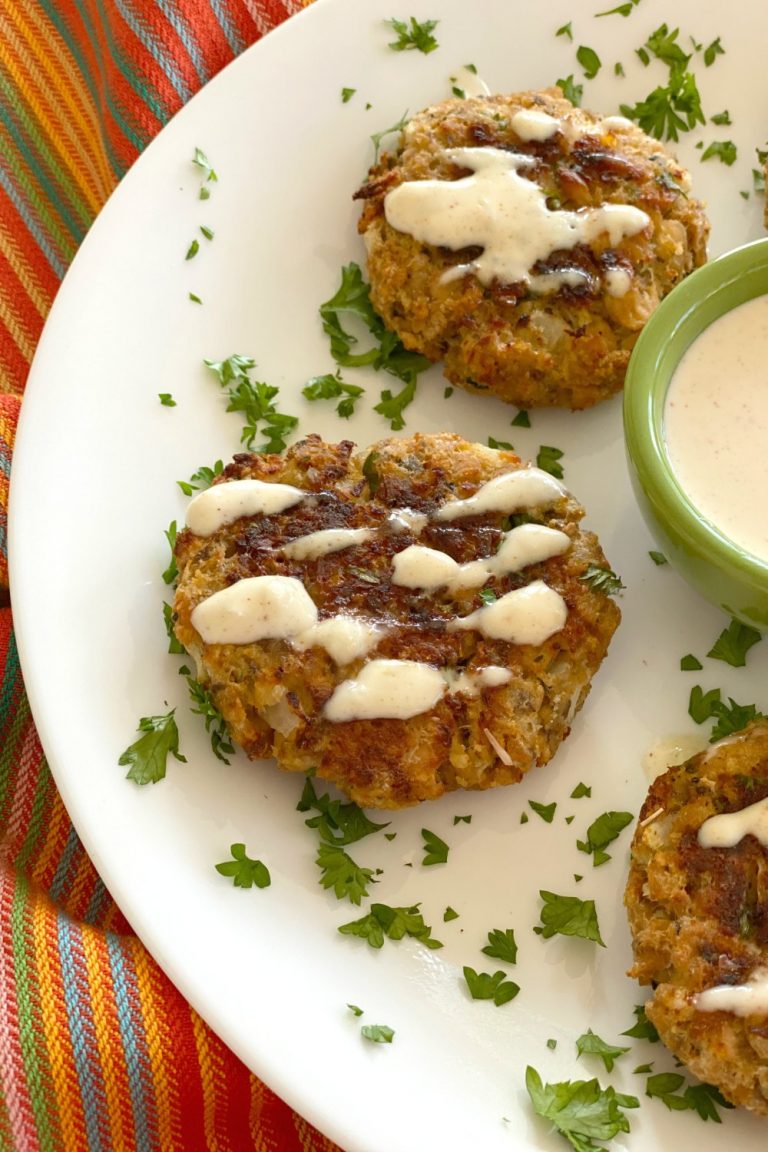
left=626, top=721, right=768, bottom=1114
left=172, top=433, right=620, bottom=808
left=355, top=88, right=709, bottom=410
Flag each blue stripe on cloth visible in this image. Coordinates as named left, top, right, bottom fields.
left=48, top=824, right=85, bottom=904
left=112, top=0, right=193, bottom=106
left=155, top=0, right=209, bottom=87
left=57, top=913, right=110, bottom=1152
left=106, top=933, right=158, bottom=1152
left=208, top=0, right=246, bottom=55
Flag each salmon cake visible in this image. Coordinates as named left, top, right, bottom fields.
left=171, top=433, right=621, bottom=808
left=355, top=88, right=709, bottom=410
left=626, top=721, right=768, bottom=1114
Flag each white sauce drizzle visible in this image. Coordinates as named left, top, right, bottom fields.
left=452, top=65, right=491, bottom=99
left=435, top=468, right=565, bottom=521
left=511, top=109, right=560, bottom=142
left=604, top=267, right=632, bottom=298
left=281, top=527, right=373, bottom=560
left=450, top=580, right=567, bottom=645
left=324, top=659, right=447, bottom=722
left=385, top=508, right=429, bottom=535
left=191, top=575, right=318, bottom=645
left=664, top=295, right=768, bottom=561
left=697, top=795, right=768, bottom=850
left=695, top=969, right=768, bottom=1016
left=186, top=479, right=305, bottom=537
left=447, top=666, right=512, bottom=696
left=392, top=524, right=570, bottom=591
left=601, top=115, right=635, bottom=132
left=294, top=616, right=382, bottom=665
left=383, top=146, right=649, bottom=291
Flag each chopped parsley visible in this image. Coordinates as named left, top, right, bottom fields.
left=341, top=87, right=356, bottom=103
left=576, top=1030, right=630, bottom=1073
left=453, top=814, right=472, bottom=825
left=702, top=36, right=725, bottom=67
left=179, top=664, right=235, bottom=763
left=162, top=520, right=178, bottom=585
left=119, top=710, right=186, bottom=785
left=444, top=906, right=459, bottom=922
left=536, top=444, right=564, bottom=478
left=338, top=902, right=443, bottom=950
left=680, top=653, right=703, bottom=671
left=596, top=0, right=641, bottom=15
left=192, top=147, right=218, bottom=195
left=688, top=685, right=767, bottom=741
left=162, top=602, right=184, bottom=655
left=488, top=436, right=515, bottom=451
left=463, top=967, right=520, bottom=1006
left=200, top=225, right=214, bottom=241
left=347, top=1003, right=364, bottom=1016
left=620, top=24, right=706, bottom=141
left=645, top=1072, right=733, bottom=1121
left=534, top=891, right=605, bottom=946
left=622, top=1004, right=659, bottom=1042
left=478, top=587, right=497, bottom=606
left=316, top=843, right=376, bottom=905
left=177, top=459, right=224, bottom=496
left=700, top=140, right=737, bottom=166
left=297, top=777, right=389, bottom=845
left=215, top=843, right=271, bottom=889
left=481, top=927, right=518, bottom=964
left=421, top=828, right=449, bottom=866
left=579, top=565, right=624, bottom=595
left=362, top=450, right=381, bottom=494
left=374, top=378, right=418, bottom=431
left=158, top=392, right=176, bottom=407
left=649, top=550, right=667, bottom=565
left=710, top=109, right=731, bottom=126
left=511, top=408, right=531, bottom=428
left=370, top=110, right=410, bottom=164
left=707, top=617, right=761, bottom=666
left=571, top=782, right=591, bottom=799
left=188, top=292, right=203, bottom=304
left=302, top=371, right=365, bottom=419
left=185, top=239, right=199, bottom=261
left=577, top=810, right=633, bottom=866
left=556, top=21, right=573, bottom=40
left=385, top=16, right=439, bottom=54
left=577, top=45, right=602, bottom=79
left=529, top=800, right=557, bottom=823
left=525, top=1066, right=639, bottom=1150
left=361, top=1023, right=395, bottom=1043
left=203, top=355, right=298, bottom=453
left=556, top=74, right=583, bottom=106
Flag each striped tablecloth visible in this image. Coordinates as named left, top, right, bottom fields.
left=0, top=4, right=342, bottom=1148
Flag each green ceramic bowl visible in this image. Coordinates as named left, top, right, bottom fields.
left=624, top=237, right=768, bottom=628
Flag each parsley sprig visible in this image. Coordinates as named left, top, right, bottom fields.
left=526, top=1065, right=639, bottom=1151
left=576, top=811, right=633, bottom=867
left=119, top=710, right=186, bottom=785
left=463, top=967, right=519, bottom=1006
left=179, top=665, right=234, bottom=764
left=215, top=843, right=271, bottom=888
left=620, top=23, right=706, bottom=142
left=707, top=617, right=761, bottom=667
left=385, top=16, right=439, bottom=54
left=203, top=355, right=298, bottom=453
left=576, top=1030, right=630, bottom=1073
left=338, top=903, right=443, bottom=950
left=534, top=891, right=605, bottom=946
left=688, top=685, right=767, bottom=742
left=645, top=1072, right=733, bottom=1121
left=302, top=371, right=365, bottom=419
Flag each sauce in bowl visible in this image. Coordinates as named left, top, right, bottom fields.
left=664, top=294, right=768, bottom=562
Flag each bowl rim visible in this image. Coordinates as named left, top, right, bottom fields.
left=624, top=236, right=768, bottom=586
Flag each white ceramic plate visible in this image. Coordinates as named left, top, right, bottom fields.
left=10, top=1, right=768, bottom=1148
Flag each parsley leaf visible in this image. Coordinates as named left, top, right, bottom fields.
left=579, top=565, right=625, bottom=595
left=297, top=777, right=389, bottom=845
left=215, top=843, right=270, bottom=888
left=511, top=408, right=531, bottom=428
left=385, top=16, right=439, bottom=54
left=203, top=356, right=298, bottom=453
left=362, top=450, right=381, bottom=495
left=338, top=902, right=443, bottom=950
left=421, top=828, right=449, bottom=866
left=526, top=1066, right=639, bottom=1151
left=537, top=444, right=564, bottom=478
left=529, top=800, right=557, bottom=824
left=534, top=891, right=605, bottom=946
left=158, top=392, right=176, bottom=407
left=703, top=37, right=725, bottom=67
left=622, top=1004, right=659, bottom=1042
left=444, top=906, right=459, bottom=922
left=463, top=967, right=520, bottom=1006
left=710, top=698, right=767, bottom=742
left=179, top=665, right=235, bottom=763
left=361, top=1023, right=395, bottom=1043
left=162, top=520, right=179, bottom=585
left=370, top=111, right=410, bottom=164
left=341, top=87, right=356, bottom=103
left=185, top=239, right=199, bottom=260
left=707, top=617, right=761, bottom=666
left=577, top=46, right=602, bottom=79
left=347, top=1003, right=364, bottom=1016
left=680, top=653, right=703, bottom=671
left=302, top=371, right=364, bottom=419
left=700, top=140, right=737, bottom=166
left=577, top=811, right=633, bottom=867
left=688, top=684, right=721, bottom=724
left=556, top=74, right=584, bottom=106
left=571, top=782, right=591, bottom=799
left=645, top=1073, right=733, bottom=1120
left=649, top=550, right=667, bottom=565
left=620, top=25, right=705, bottom=142
left=556, top=21, right=573, bottom=40
left=596, top=0, right=640, bottom=14
left=374, top=377, right=417, bottom=430
left=119, top=710, right=186, bottom=785
left=192, top=147, right=218, bottom=189
left=177, top=459, right=224, bottom=496
left=481, top=928, right=518, bottom=964
left=488, top=436, right=515, bottom=451
left=576, top=1029, right=630, bottom=1073
left=316, top=842, right=376, bottom=904
left=162, top=601, right=185, bottom=655
left=711, top=110, right=731, bottom=126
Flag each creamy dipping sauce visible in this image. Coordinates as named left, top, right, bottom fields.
left=383, top=146, right=649, bottom=291
left=391, top=524, right=570, bottom=591
left=186, top=479, right=305, bottom=536
left=664, top=295, right=768, bottom=561
left=697, top=794, right=768, bottom=849
left=324, top=659, right=447, bottom=721
left=695, top=968, right=768, bottom=1016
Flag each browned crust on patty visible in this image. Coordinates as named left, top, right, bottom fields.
left=172, top=433, right=620, bottom=808
left=625, top=721, right=768, bottom=1113
left=356, top=88, right=709, bottom=410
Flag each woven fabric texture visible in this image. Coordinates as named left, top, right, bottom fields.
left=0, top=3, right=343, bottom=1149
